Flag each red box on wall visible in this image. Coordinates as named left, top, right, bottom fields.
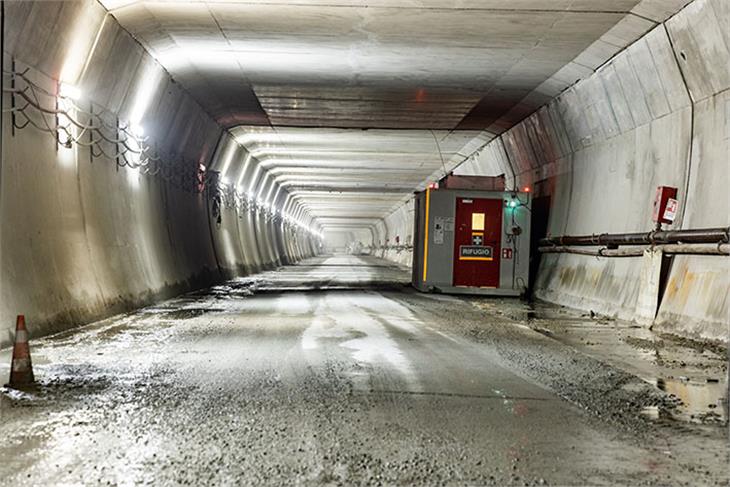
left=652, top=186, right=678, bottom=224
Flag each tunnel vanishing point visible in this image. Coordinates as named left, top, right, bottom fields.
left=0, top=0, right=728, bottom=486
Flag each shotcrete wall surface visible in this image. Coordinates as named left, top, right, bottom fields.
left=0, top=1, right=317, bottom=348
left=374, top=202, right=414, bottom=267
left=452, top=0, right=729, bottom=342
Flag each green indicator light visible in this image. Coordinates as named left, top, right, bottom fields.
left=509, top=200, right=518, bottom=208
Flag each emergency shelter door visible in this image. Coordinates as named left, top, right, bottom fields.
left=453, top=197, right=502, bottom=288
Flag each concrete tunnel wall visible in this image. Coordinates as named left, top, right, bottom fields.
left=372, top=203, right=415, bottom=268
left=0, top=0, right=319, bottom=349
left=378, top=0, right=729, bottom=342
left=206, top=133, right=320, bottom=279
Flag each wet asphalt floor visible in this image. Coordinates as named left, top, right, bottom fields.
left=0, top=255, right=728, bottom=486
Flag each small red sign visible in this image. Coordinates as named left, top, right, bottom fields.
left=502, top=248, right=513, bottom=259
left=652, top=186, right=678, bottom=224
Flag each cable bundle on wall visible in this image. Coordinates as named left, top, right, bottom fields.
left=0, top=63, right=323, bottom=240
left=207, top=175, right=319, bottom=237
left=2, top=64, right=206, bottom=194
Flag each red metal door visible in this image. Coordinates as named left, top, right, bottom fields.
left=453, top=197, right=502, bottom=288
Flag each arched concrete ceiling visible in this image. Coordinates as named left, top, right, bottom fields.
left=99, top=0, right=669, bottom=230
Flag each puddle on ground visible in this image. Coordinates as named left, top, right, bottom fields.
left=471, top=298, right=728, bottom=426
left=649, top=377, right=727, bottom=424
left=187, top=280, right=259, bottom=300
left=162, top=308, right=220, bottom=320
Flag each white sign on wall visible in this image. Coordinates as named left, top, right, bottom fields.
left=433, top=217, right=445, bottom=245
left=663, top=198, right=678, bottom=222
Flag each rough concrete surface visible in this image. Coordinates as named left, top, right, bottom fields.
left=1, top=0, right=319, bottom=348
left=1, top=256, right=727, bottom=486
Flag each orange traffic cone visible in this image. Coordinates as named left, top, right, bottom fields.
left=8, top=315, right=34, bottom=387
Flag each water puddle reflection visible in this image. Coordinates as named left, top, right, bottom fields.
left=471, top=298, right=728, bottom=426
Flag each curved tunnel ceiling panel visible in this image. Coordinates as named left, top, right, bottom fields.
left=103, top=0, right=640, bottom=130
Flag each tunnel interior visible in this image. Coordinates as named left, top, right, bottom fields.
left=0, top=0, right=728, bottom=484
left=2, top=0, right=727, bottom=346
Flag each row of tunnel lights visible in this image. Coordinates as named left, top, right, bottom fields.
left=57, top=82, right=324, bottom=241
left=210, top=169, right=325, bottom=240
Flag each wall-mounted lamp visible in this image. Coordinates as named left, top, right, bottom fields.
left=59, top=82, right=82, bottom=101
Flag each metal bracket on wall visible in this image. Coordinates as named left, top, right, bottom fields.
left=89, top=101, right=94, bottom=164
left=10, top=57, right=15, bottom=137
left=114, top=115, right=120, bottom=171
